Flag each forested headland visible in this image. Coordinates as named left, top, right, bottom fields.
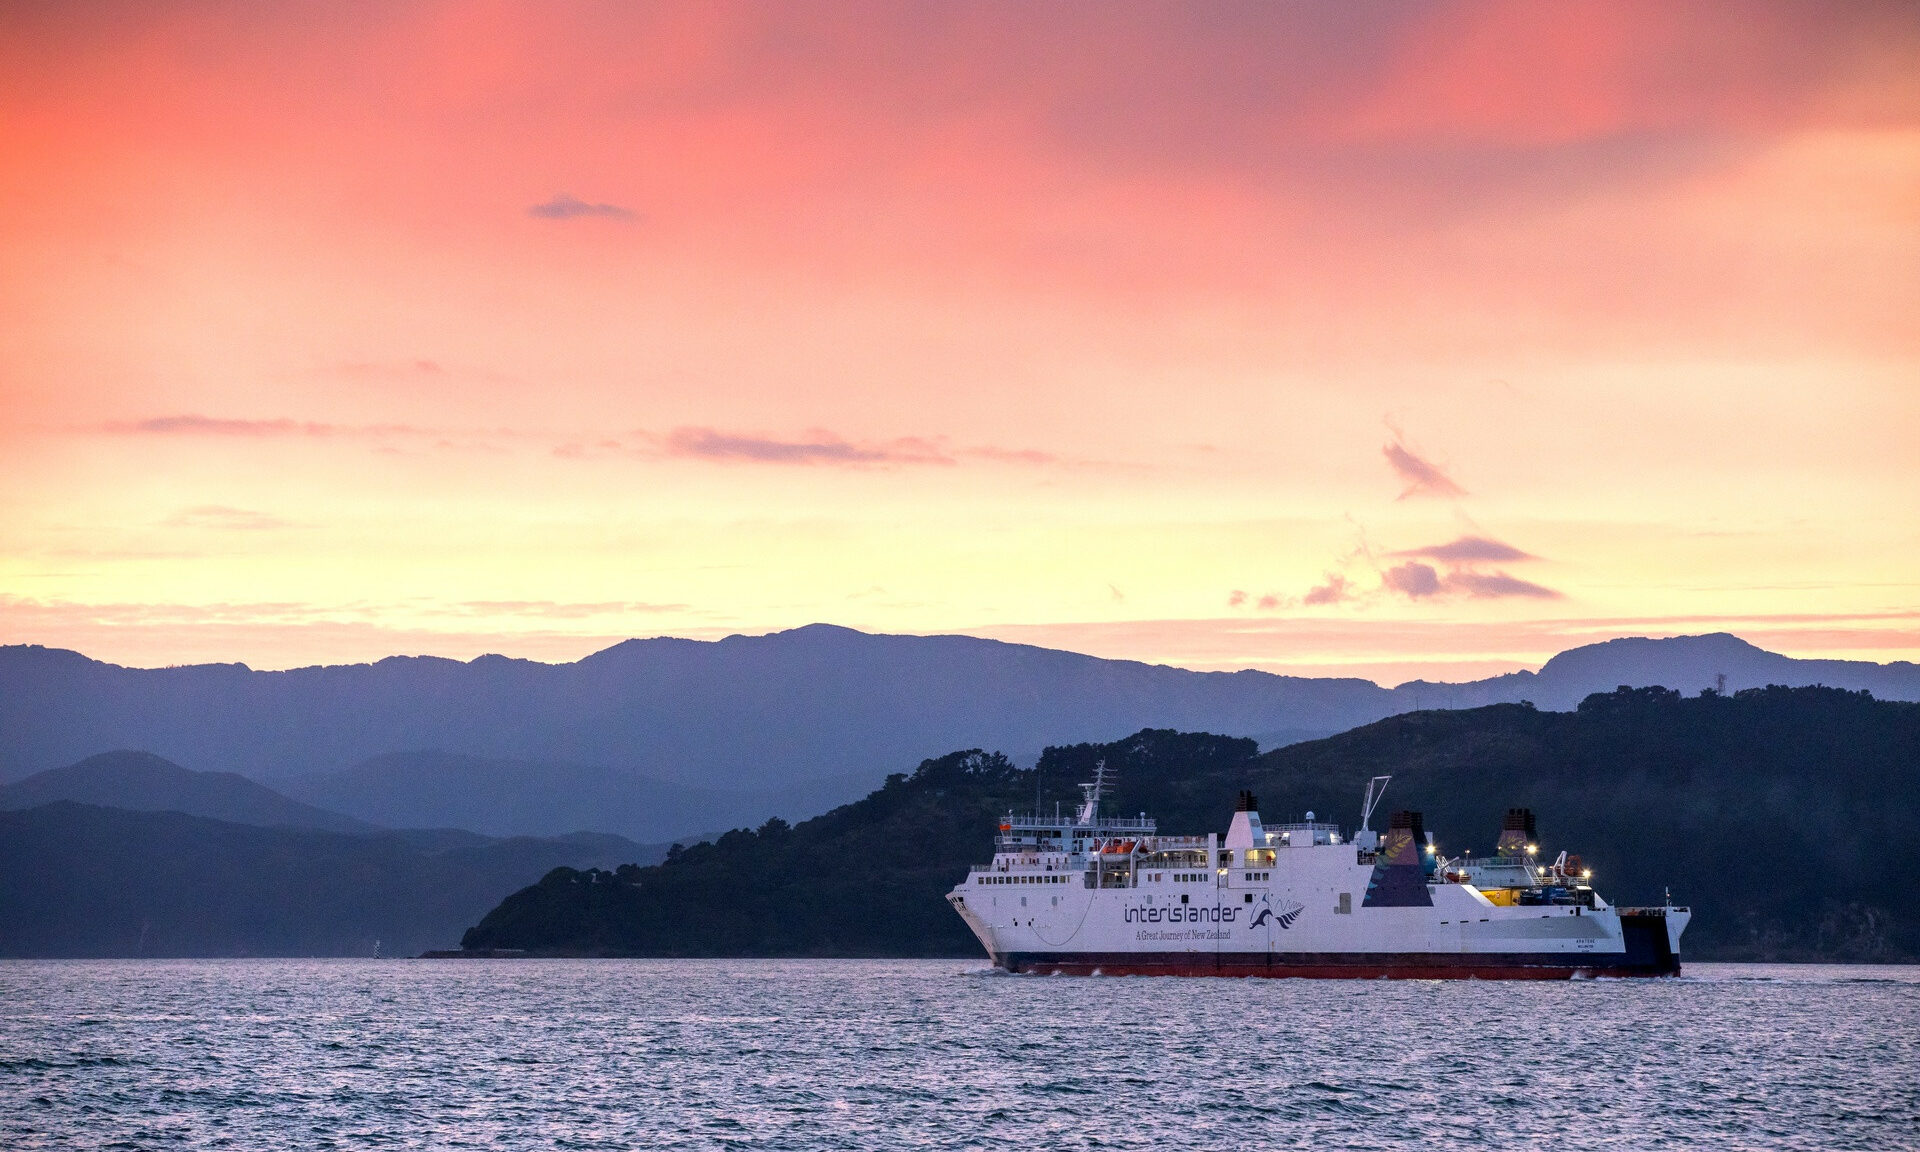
left=459, top=685, right=1919, bottom=962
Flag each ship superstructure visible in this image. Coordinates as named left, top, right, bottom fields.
left=947, top=766, right=1688, bottom=978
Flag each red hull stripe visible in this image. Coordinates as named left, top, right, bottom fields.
left=996, top=951, right=1680, bottom=979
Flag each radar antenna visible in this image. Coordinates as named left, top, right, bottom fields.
left=1076, top=760, right=1112, bottom=826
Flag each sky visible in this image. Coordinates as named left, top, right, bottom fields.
left=2, top=1, right=1917, bottom=684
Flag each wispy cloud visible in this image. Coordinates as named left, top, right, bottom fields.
left=1444, top=571, right=1561, bottom=599
left=1391, top=535, right=1536, bottom=563
left=96, top=414, right=1063, bottom=471
left=440, top=600, right=688, bottom=619
left=961, top=445, right=1059, bottom=465
left=664, top=427, right=953, bottom=466
left=1380, top=560, right=1560, bottom=601
left=102, top=414, right=426, bottom=438
left=554, top=426, right=1066, bottom=469
left=0, top=594, right=696, bottom=628
left=528, top=194, right=636, bottom=221
left=114, top=415, right=330, bottom=436
left=1384, top=437, right=1467, bottom=500
left=163, top=505, right=291, bottom=531
left=1302, top=573, right=1354, bottom=605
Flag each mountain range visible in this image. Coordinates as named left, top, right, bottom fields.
left=3, top=627, right=1915, bottom=843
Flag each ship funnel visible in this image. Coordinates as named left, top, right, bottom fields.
left=1496, top=807, right=1537, bottom=857
left=1362, top=809, right=1435, bottom=908
left=1224, top=790, right=1265, bottom=850
left=1387, top=810, right=1436, bottom=877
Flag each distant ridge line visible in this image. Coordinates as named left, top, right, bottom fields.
left=2, top=628, right=1915, bottom=844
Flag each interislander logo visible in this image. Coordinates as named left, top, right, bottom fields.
left=1249, top=897, right=1305, bottom=930
left=1122, top=903, right=1238, bottom=925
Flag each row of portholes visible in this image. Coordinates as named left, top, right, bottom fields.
left=981, top=874, right=1068, bottom=885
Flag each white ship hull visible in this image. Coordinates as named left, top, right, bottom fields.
left=948, top=776, right=1689, bottom=979
left=950, top=860, right=1687, bottom=978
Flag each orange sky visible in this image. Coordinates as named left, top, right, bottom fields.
left=2, top=1, right=1917, bottom=683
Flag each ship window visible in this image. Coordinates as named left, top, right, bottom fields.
left=1337, top=892, right=1352, bottom=915
left=1244, top=894, right=1252, bottom=903
left=1181, top=894, right=1189, bottom=905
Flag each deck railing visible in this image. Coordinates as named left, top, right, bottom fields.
left=1005, top=814, right=1157, bottom=832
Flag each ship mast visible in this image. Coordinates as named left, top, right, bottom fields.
left=1075, top=760, right=1111, bottom=826
left=1354, top=774, right=1391, bottom=849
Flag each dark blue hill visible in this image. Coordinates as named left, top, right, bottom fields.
left=0, top=802, right=663, bottom=958
left=0, top=750, right=371, bottom=834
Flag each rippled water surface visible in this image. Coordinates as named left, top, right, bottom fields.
left=3, top=959, right=1917, bottom=1150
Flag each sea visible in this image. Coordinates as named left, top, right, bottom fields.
left=3, top=959, right=1916, bottom=1150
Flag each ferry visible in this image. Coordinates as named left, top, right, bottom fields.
left=947, top=766, right=1689, bottom=978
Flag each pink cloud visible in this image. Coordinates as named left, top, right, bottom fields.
left=1383, top=561, right=1443, bottom=598
left=1392, top=535, right=1535, bottom=563
left=664, top=427, right=953, bottom=466
left=103, top=415, right=427, bottom=438
left=1380, top=561, right=1560, bottom=601
left=1383, top=440, right=1467, bottom=500
left=528, top=194, right=637, bottom=221
left=1446, top=570, right=1560, bottom=599
left=1302, top=574, right=1354, bottom=605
